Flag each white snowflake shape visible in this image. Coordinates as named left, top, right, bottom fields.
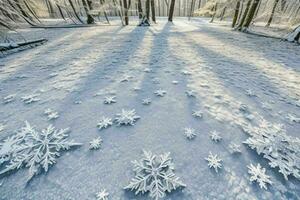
left=142, top=98, right=151, bottom=105
left=0, top=121, right=81, bottom=181
left=89, top=137, right=103, bottom=150
left=184, top=128, right=196, bottom=140
left=3, top=95, right=15, bottom=104
left=154, top=89, right=166, bottom=97
left=115, top=109, right=140, bottom=126
left=44, top=109, right=59, bottom=120
left=228, top=142, right=242, bottom=154
left=124, top=151, right=186, bottom=200
left=21, top=94, right=40, bottom=104
left=247, top=163, right=272, bottom=190
left=210, top=131, right=222, bottom=142
left=97, top=117, right=113, bottom=130
left=192, top=110, right=203, bottom=118
left=120, top=75, right=132, bottom=82
left=96, top=189, right=109, bottom=200
left=104, top=96, right=116, bottom=104
left=186, top=90, right=196, bottom=97
left=205, top=152, right=222, bottom=173
left=172, top=80, right=179, bottom=85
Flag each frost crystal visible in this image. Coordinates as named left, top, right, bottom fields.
left=21, top=94, right=40, bottom=104
left=142, top=98, right=152, bottom=105
left=205, top=152, right=222, bottom=173
left=192, top=110, right=203, bottom=118
left=115, top=109, right=140, bottom=126
left=3, top=95, right=15, bottom=104
left=0, top=121, right=81, bottom=181
left=97, top=117, right=113, bottom=130
left=186, top=90, right=196, bottom=97
left=104, top=96, right=116, bottom=104
left=228, top=143, right=242, bottom=154
left=210, top=131, right=222, bottom=142
left=243, top=120, right=300, bottom=180
left=247, top=163, right=272, bottom=190
left=89, top=137, right=102, bottom=150
left=154, top=89, right=166, bottom=97
left=124, top=151, right=186, bottom=200
left=96, top=189, right=109, bottom=200
left=184, top=128, right=196, bottom=140
left=44, top=109, right=59, bottom=120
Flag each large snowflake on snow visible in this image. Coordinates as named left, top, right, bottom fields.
left=205, top=152, right=222, bottom=173
left=247, top=163, right=272, bottom=190
left=97, top=117, right=113, bottom=130
left=0, top=121, right=81, bottom=182
left=243, top=120, right=300, bottom=180
left=124, top=151, right=186, bottom=200
left=115, top=109, right=140, bottom=126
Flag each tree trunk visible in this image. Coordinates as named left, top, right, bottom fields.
left=81, top=0, right=94, bottom=24
left=188, top=0, right=196, bottom=20
left=236, top=0, right=251, bottom=29
left=220, top=6, right=227, bottom=21
left=137, top=0, right=143, bottom=19
left=168, top=0, right=175, bottom=22
left=266, top=0, right=279, bottom=27
left=198, top=0, right=202, bottom=9
left=210, top=3, right=218, bottom=23
left=243, top=0, right=261, bottom=28
left=146, top=0, right=150, bottom=20
left=151, top=0, right=156, bottom=22
left=232, top=1, right=240, bottom=27
left=123, top=0, right=129, bottom=25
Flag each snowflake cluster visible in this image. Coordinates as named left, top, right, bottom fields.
left=0, top=121, right=81, bottom=182
left=243, top=120, right=300, bottom=180
left=124, top=151, right=186, bottom=200
left=247, top=163, right=272, bottom=190
left=115, top=109, right=140, bottom=126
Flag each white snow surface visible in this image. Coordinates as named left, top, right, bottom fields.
left=0, top=18, right=299, bottom=199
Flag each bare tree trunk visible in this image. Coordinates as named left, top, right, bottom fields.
left=243, top=0, right=261, bottom=28
left=266, top=0, right=279, bottom=27
left=232, top=1, right=240, bottom=27
left=123, top=0, right=129, bottom=25
left=137, top=0, right=143, bottom=19
left=198, top=0, right=202, bottom=9
left=236, top=0, right=251, bottom=29
left=188, top=0, right=196, bottom=20
left=210, top=3, right=217, bottom=23
left=81, top=0, right=94, bottom=24
left=220, top=6, right=227, bottom=21
left=145, top=0, right=150, bottom=20
left=151, top=0, right=156, bottom=22
left=168, top=0, right=175, bottom=22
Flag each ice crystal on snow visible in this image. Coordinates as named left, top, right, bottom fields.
left=192, top=110, right=203, bottom=118
left=97, top=117, right=113, bottom=130
left=89, top=137, right=102, bottom=150
left=104, top=96, right=116, bottom=104
left=210, top=131, right=222, bottom=142
left=154, top=89, right=166, bottom=97
left=44, top=109, right=59, bottom=120
left=286, top=114, right=300, bottom=123
left=142, top=98, right=152, bottom=105
left=228, top=143, right=242, bottom=154
left=120, top=75, right=132, bottom=82
left=115, top=109, right=140, bottom=126
left=0, top=121, right=81, bottom=181
left=124, top=151, right=186, bottom=200
left=186, top=90, right=196, bottom=97
left=243, top=120, right=300, bottom=180
left=3, top=95, right=15, bottom=104
left=205, top=152, right=222, bottom=173
left=247, top=163, right=272, bottom=190
left=21, top=94, right=40, bottom=104
left=184, top=128, right=196, bottom=140
left=96, top=189, right=109, bottom=200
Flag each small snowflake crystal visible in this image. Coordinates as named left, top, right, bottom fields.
left=142, top=98, right=151, bottom=105
left=247, top=163, right=272, bottom=190
left=205, top=152, right=222, bottom=173
left=186, top=90, right=196, bottom=97
left=44, top=109, right=59, bottom=120
left=192, top=110, right=203, bottom=118
left=184, top=128, right=196, bottom=140
left=228, top=143, right=242, bottom=154
left=89, top=137, right=103, bottom=150
left=97, top=117, right=113, bottom=130
left=154, top=89, right=166, bottom=97
left=246, top=89, right=256, bottom=97
left=3, top=95, right=15, bottom=104
left=210, top=131, right=222, bottom=142
left=104, top=96, right=116, bottom=104
left=115, top=109, right=140, bottom=126
left=96, top=189, right=109, bottom=200
left=0, top=121, right=81, bottom=181
left=21, top=94, right=40, bottom=104
left=124, top=151, right=186, bottom=200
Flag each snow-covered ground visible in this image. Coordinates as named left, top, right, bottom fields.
left=0, top=18, right=299, bottom=199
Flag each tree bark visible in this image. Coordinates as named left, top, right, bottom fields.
left=151, top=0, right=156, bottom=22
left=236, top=0, right=251, bottom=29
left=123, top=0, right=129, bottom=25
left=210, top=3, right=218, bottom=23
left=146, top=0, right=150, bottom=20
left=243, top=0, right=261, bottom=28
left=168, top=0, right=175, bottom=22
left=81, top=0, right=94, bottom=24
left=266, top=0, right=279, bottom=27
left=137, top=0, right=143, bottom=19
left=232, top=1, right=240, bottom=27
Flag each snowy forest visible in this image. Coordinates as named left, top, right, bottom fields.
left=0, top=0, right=300, bottom=200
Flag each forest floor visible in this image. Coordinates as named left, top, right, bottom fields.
left=0, top=18, right=300, bottom=200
